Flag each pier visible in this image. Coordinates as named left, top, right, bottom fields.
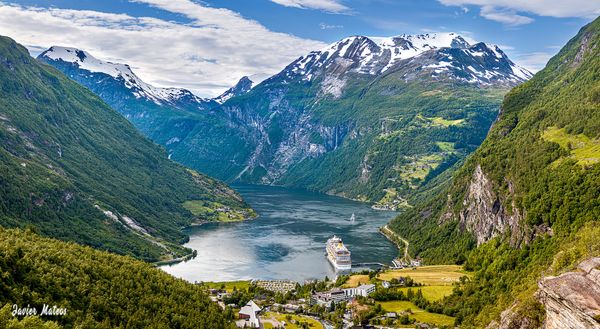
left=351, top=262, right=387, bottom=268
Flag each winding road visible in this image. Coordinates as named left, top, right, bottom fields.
left=381, top=225, right=411, bottom=261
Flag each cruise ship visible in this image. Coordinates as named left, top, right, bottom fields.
left=326, top=236, right=352, bottom=270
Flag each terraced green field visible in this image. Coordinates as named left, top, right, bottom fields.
left=378, top=300, right=455, bottom=326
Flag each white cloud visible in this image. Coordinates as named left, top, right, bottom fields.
left=319, top=22, right=344, bottom=30
left=439, top=0, right=600, bottom=25
left=480, top=6, right=534, bottom=26
left=269, top=0, right=349, bottom=13
left=512, top=51, right=555, bottom=72
left=0, top=1, right=326, bottom=97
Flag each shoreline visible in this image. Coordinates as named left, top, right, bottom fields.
left=188, top=212, right=260, bottom=227
left=154, top=250, right=197, bottom=266
left=157, top=213, right=260, bottom=267
left=380, top=225, right=411, bottom=261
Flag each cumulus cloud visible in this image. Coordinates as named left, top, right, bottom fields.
left=439, top=0, right=600, bottom=25
left=0, top=1, right=326, bottom=97
left=479, top=6, right=534, bottom=26
left=269, top=0, right=349, bottom=13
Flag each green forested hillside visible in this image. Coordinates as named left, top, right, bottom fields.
left=389, top=17, right=600, bottom=327
left=0, top=228, right=233, bottom=328
left=184, top=60, right=507, bottom=209
left=0, top=36, right=253, bottom=262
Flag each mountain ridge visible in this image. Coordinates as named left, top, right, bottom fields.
left=0, top=35, right=252, bottom=262
left=40, top=32, right=531, bottom=209
left=281, top=32, right=531, bottom=86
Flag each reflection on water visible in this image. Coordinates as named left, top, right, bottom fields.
left=161, top=185, right=398, bottom=282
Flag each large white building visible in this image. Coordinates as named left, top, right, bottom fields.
left=237, top=300, right=261, bottom=328
left=344, top=284, right=376, bottom=298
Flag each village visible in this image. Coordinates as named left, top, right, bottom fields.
left=200, top=264, right=469, bottom=329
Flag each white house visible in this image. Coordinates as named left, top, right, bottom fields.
left=343, top=284, right=376, bottom=298
left=237, top=300, right=261, bottom=328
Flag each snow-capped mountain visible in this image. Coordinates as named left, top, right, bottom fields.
left=278, top=32, right=531, bottom=86
left=214, top=76, right=254, bottom=104
left=39, top=33, right=534, bottom=212
left=39, top=46, right=210, bottom=106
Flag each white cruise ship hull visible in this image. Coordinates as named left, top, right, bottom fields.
left=326, top=235, right=352, bottom=271
left=327, top=253, right=352, bottom=270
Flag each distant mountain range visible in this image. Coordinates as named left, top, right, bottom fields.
left=39, top=46, right=256, bottom=108
left=281, top=33, right=530, bottom=86
left=0, top=36, right=252, bottom=262
left=40, top=32, right=531, bottom=209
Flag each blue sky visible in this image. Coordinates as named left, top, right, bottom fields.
left=1, top=0, right=598, bottom=96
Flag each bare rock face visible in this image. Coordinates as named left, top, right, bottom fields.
left=486, top=302, right=539, bottom=329
left=537, top=258, right=600, bottom=329
left=455, top=164, right=526, bottom=245
left=440, top=164, right=555, bottom=246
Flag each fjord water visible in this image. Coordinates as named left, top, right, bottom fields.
left=161, top=185, right=398, bottom=282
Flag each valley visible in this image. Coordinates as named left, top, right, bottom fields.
left=161, top=184, right=398, bottom=282
left=40, top=33, right=528, bottom=210
left=0, top=1, right=599, bottom=328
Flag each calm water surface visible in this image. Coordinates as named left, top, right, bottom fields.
left=161, top=185, right=398, bottom=282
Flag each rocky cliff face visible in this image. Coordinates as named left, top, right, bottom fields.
left=220, top=94, right=352, bottom=184
left=486, top=302, right=541, bottom=329
left=537, top=258, right=600, bottom=329
left=456, top=165, right=525, bottom=245
left=441, top=164, right=554, bottom=246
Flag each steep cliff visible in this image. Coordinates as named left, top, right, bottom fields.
left=388, top=16, right=600, bottom=327
left=0, top=36, right=252, bottom=262
left=537, top=258, right=600, bottom=329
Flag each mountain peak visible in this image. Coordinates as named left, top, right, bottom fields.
left=215, top=76, right=254, bottom=104
left=279, top=32, right=531, bottom=86
left=372, top=32, right=470, bottom=50
left=40, top=46, right=134, bottom=79
left=38, top=46, right=208, bottom=106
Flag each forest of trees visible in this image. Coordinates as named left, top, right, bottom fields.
left=0, top=228, right=234, bottom=328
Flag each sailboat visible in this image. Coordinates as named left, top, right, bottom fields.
left=350, top=213, right=356, bottom=222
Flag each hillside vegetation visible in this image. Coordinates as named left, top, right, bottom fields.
left=389, top=17, right=600, bottom=327
left=0, top=228, right=233, bottom=328
left=0, top=36, right=252, bottom=262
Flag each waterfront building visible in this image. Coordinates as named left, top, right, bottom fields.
left=410, top=257, right=422, bottom=267
left=343, top=284, right=376, bottom=298
left=310, top=288, right=349, bottom=306
left=253, top=279, right=296, bottom=293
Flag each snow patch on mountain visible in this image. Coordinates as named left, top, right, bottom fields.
left=39, top=46, right=209, bottom=106
left=214, top=76, right=254, bottom=104
left=282, top=32, right=532, bottom=86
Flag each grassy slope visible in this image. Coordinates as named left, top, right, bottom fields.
left=378, top=300, right=455, bottom=326
left=388, top=17, right=600, bottom=327
left=0, top=36, right=252, bottom=261
left=0, top=228, right=234, bottom=328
